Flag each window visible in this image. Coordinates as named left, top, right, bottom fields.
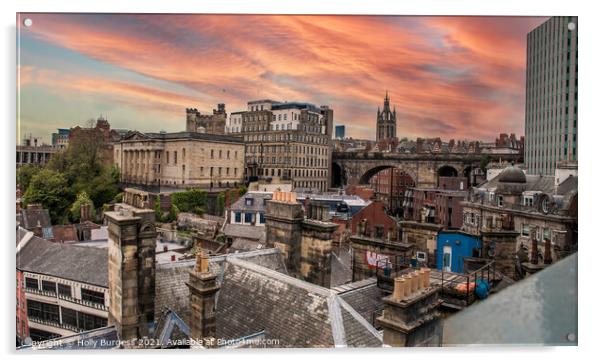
left=174, top=151, right=177, bottom=164
left=235, top=212, right=242, bottom=223
left=61, top=307, right=78, bottom=328
left=522, top=224, right=530, bottom=236
left=79, top=312, right=107, bottom=331
left=497, top=195, right=504, bottom=207
left=259, top=213, right=265, bottom=224
left=25, top=277, right=38, bottom=290
left=219, top=150, right=222, bottom=158
left=245, top=198, right=253, bottom=206
left=58, top=283, right=71, bottom=297
left=27, top=300, right=59, bottom=324
left=211, top=149, right=214, bottom=159
left=81, top=288, right=105, bottom=305
left=523, top=195, right=534, bottom=207
left=244, top=213, right=254, bottom=224
left=41, top=280, right=56, bottom=294
left=543, top=228, right=551, bottom=241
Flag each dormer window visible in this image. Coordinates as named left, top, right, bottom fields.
left=523, top=195, right=534, bottom=207
left=497, top=195, right=504, bottom=207
left=245, top=198, right=253, bottom=206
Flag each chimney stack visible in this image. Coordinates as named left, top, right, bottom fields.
left=80, top=202, right=91, bottom=222
left=187, top=250, right=219, bottom=348
left=105, top=207, right=157, bottom=344
left=377, top=268, right=442, bottom=347
left=530, top=238, right=539, bottom=265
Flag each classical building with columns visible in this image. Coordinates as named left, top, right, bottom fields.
left=114, top=131, right=245, bottom=190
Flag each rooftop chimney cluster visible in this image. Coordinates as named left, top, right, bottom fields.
left=392, top=268, right=431, bottom=301
left=272, top=191, right=298, bottom=204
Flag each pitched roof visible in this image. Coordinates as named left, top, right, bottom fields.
left=19, top=207, right=51, bottom=230
left=154, top=249, right=382, bottom=348
left=16, top=234, right=108, bottom=287
left=230, top=192, right=271, bottom=212
left=223, top=224, right=266, bottom=242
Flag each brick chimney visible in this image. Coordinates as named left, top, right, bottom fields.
left=186, top=251, right=219, bottom=348
left=80, top=202, right=91, bottom=222
left=377, top=268, right=443, bottom=346
left=105, top=207, right=157, bottom=344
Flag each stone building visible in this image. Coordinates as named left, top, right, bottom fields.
left=461, top=164, right=578, bottom=277
left=376, top=92, right=397, bottom=142
left=226, top=99, right=333, bottom=192
left=185, top=103, right=227, bottom=135
left=114, top=131, right=245, bottom=191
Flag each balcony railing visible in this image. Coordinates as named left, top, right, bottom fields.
left=28, top=316, right=80, bottom=333
left=25, top=288, right=107, bottom=311
left=25, top=287, right=56, bottom=297
left=59, top=293, right=108, bottom=311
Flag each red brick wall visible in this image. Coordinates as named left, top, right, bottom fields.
left=351, top=200, right=398, bottom=240
left=16, top=270, right=29, bottom=344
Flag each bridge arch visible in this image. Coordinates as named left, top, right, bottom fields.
left=437, top=165, right=459, bottom=178
left=331, top=161, right=345, bottom=187
left=358, top=164, right=418, bottom=186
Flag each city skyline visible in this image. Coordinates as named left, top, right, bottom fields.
left=18, top=14, right=546, bottom=143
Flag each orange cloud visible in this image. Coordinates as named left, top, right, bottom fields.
left=18, top=14, right=547, bottom=141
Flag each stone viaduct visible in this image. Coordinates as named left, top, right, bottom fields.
left=331, top=151, right=523, bottom=188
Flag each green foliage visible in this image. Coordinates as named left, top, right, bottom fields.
left=16, top=164, right=42, bottom=191
left=21, top=125, right=121, bottom=225
left=480, top=154, right=493, bottom=172
left=165, top=204, right=179, bottom=223
left=154, top=195, right=163, bottom=222
left=23, top=169, right=73, bottom=225
left=69, top=191, right=95, bottom=222
left=171, top=189, right=208, bottom=213
left=238, top=184, right=248, bottom=196
left=114, top=191, right=124, bottom=203
left=216, top=191, right=226, bottom=216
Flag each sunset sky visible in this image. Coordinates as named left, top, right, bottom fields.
left=17, top=14, right=547, bottom=144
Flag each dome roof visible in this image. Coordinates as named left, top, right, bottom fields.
left=498, top=166, right=526, bottom=184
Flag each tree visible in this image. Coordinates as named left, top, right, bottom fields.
left=480, top=154, right=493, bottom=173
left=16, top=164, right=42, bottom=191
left=154, top=195, right=163, bottom=222
left=23, top=169, right=72, bottom=225
left=69, top=191, right=95, bottom=222
left=216, top=191, right=226, bottom=216
left=171, top=189, right=208, bottom=213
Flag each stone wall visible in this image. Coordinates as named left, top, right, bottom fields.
left=106, top=207, right=157, bottom=342
left=350, top=235, right=414, bottom=282
left=400, top=221, right=441, bottom=267
left=299, top=220, right=337, bottom=288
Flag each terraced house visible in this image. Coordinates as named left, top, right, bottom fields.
left=16, top=228, right=108, bottom=343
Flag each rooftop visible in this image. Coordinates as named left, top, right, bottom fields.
left=16, top=230, right=108, bottom=287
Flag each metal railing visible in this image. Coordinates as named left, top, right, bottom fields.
left=28, top=316, right=80, bottom=333
left=25, top=288, right=107, bottom=311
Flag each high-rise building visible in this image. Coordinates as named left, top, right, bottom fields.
left=376, top=91, right=397, bottom=142
left=525, top=16, right=578, bottom=175
left=226, top=99, right=333, bottom=192
left=335, top=125, right=345, bottom=139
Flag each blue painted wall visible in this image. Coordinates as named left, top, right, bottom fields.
left=437, top=231, right=482, bottom=273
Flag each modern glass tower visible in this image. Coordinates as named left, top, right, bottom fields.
left=525, top=16, right=578, bottom=175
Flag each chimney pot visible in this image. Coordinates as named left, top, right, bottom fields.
left=163, top=245, right=168, bottom=252
left=421, top=268, right=431, bottom=288
left=393, top=277, right=405, bottom=301
left=171, top=255, right=175, bottom=261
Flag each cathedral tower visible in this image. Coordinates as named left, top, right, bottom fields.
left=376, top=91, right=397, bottom=142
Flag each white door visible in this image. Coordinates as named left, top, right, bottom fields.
left=443, top=246, right=452, bottom=272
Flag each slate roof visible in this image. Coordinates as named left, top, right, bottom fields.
left=154, top=248, right=382, bottom=348
left=19, top=207, right=51, bottom=230
left=223, top=224, right=266, bottom=242
left=336, top=278, right=386, bottom=328
left=16, top=233, right=108, bottom=287
left=123, top=131, right=243, bottom=144
left=230, top=192, right=271, bottom=212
